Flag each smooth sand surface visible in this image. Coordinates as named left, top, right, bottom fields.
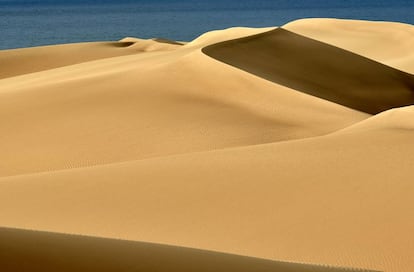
left=1, top=106, right=413, bottom=272
left=0, top=39, right=181, bottom=79
left=1, top=19, right=413, bottom=272
left=0, top=27, right=365, bottom=177
left=283, top=18, right=414, bottom=74
left=0, top=228, right=376, bottom=272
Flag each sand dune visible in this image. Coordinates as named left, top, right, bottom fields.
left=203, top=28, right=414, bottom=114
left=0, top=227, right=375, bottom=272
left=0, top=39, right=181, bottom=79
left=0, top=27, right=365, bottom=177
left=0, top=105, right=413, bottom=272
left=1, top=18, right=413, bottom=272
left=283, top=18, right=414, bottom=74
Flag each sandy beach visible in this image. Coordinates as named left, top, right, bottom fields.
left=0, top=18, right=413, bottom=272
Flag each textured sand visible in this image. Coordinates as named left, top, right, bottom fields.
left=0, top=19, right=413, bottom=272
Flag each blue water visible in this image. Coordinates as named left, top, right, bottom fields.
left=0, top=0, right=413, bottom=49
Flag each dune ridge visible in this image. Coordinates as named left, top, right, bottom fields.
left=1, top=18, right=413, bottom=272
left=283, top=18, right=414, bottom=74
left=202, top=28, right=414, bottom=114
left=0, top=39, right=182, bottom=80
left=0, top=26, right=366, bottom=178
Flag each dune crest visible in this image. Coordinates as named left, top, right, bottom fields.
left=283, top=18, right=414, bottom=73
left=185, top=26, right=275, bottom=47
left=0, top=41, right=140, bottom=79
left=0, top=28, right=366, bottom=177
left=203, top=28, right=414, bottom=114
left=119, top=37, right=183, bottom=51
left=333, top=105, right=414, bottom=133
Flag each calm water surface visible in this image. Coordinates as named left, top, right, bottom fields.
left=0, top=0, right=413, bottom=49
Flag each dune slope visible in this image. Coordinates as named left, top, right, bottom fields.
left=283, top=18, right=414, bottom=74
left=0, top=106, right=413, bottom=272
left=0, top=228, right=375, bottom=272
left=0, top=39, right=181, bottom=79
left=203, top=28, right=414, bottom=114
left=0, top=28, right=366, bottom=177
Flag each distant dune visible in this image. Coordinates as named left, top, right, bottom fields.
left=0, top=19, right=413, bottom=272
left=0, top=39, right=181, bottom=79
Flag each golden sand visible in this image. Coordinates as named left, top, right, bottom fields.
left=0, top=19, right=413, bottom=272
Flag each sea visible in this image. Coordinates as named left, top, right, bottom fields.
left=0, top=0, right=413, bottom=50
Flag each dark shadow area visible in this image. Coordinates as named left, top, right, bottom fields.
left=107, top=41, right=136, bottom=47
left=0, top=227, right=379, bottom=272
left=152, top=38, right=184, bottom=45
left=203, top=28, right=414, bottom=114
